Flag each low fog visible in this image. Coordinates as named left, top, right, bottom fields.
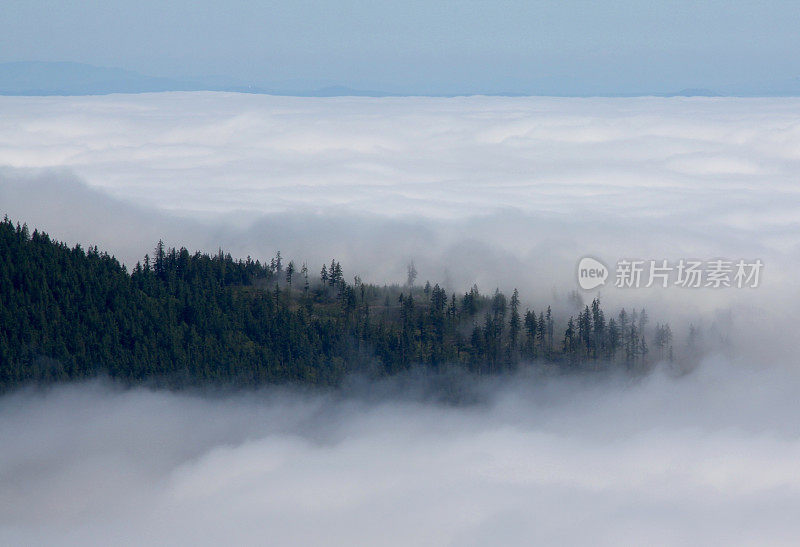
left=4, top=361, right=800, bottom=546
left=2, top=93, right=800, bottom=544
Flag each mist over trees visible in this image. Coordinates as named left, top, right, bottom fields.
left=0, top=218, right=698, bottom=391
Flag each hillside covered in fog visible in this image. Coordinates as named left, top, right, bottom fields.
left=0, top=217, right=690, bottom=391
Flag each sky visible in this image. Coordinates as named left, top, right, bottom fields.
left=3, top=0, right=800, bottom=94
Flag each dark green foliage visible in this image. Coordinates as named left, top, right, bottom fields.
left=0, top=218, right=680, bottom=391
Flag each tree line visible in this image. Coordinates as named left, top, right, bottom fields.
left=0, top=218, right=699, bottom=391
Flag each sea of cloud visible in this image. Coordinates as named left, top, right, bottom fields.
left=1, top=92, right=800, bottom=544
left=2, top=92, right=799, bottom=355
left=3, top=361, right=800, bottom=546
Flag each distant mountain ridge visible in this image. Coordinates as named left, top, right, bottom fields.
left=1, top=61, right=798, bottom=97
left=0, top=61, right=198, bottom=95
left=0, top=62, right=395, bottom=97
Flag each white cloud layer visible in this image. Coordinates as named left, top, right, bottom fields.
left=2, top=93, right=800, bottom=544
left=3, top=361, right=800, bottom=546
left=1, top=93, right=798, bottom=356
left=2, top=94, right=799, bottom=275
left=2, top=93, right=799, bottom=225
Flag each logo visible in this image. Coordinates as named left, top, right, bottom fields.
left=576, top=256, right=762, bottom=289
left=577, top=256, right=608, bottom=290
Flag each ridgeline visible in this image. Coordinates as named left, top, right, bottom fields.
left=0, top=218, right=686, bottom=391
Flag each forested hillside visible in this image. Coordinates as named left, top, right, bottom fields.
left=0, top=218, right=687, bottom=390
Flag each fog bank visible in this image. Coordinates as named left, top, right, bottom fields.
left=2, top=94, right=799, bottom=360
left=2, top=94, right=800, bottom=545
left=2, top=94, right=798, bottom=294
left=2, top=359, right=800, bottom=546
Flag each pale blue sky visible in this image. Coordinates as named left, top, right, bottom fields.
left=3, top=0, right=799, bottom=95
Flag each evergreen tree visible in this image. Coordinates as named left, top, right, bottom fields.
left=509, top=288, right=521, bottom=353
left=301, top=263, right=309, bottom=295
left=286, top=261, right=295, bottom=287
left=524, top=309, right=537, bottom=358
left=407, top=262, right=417, bottom=287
